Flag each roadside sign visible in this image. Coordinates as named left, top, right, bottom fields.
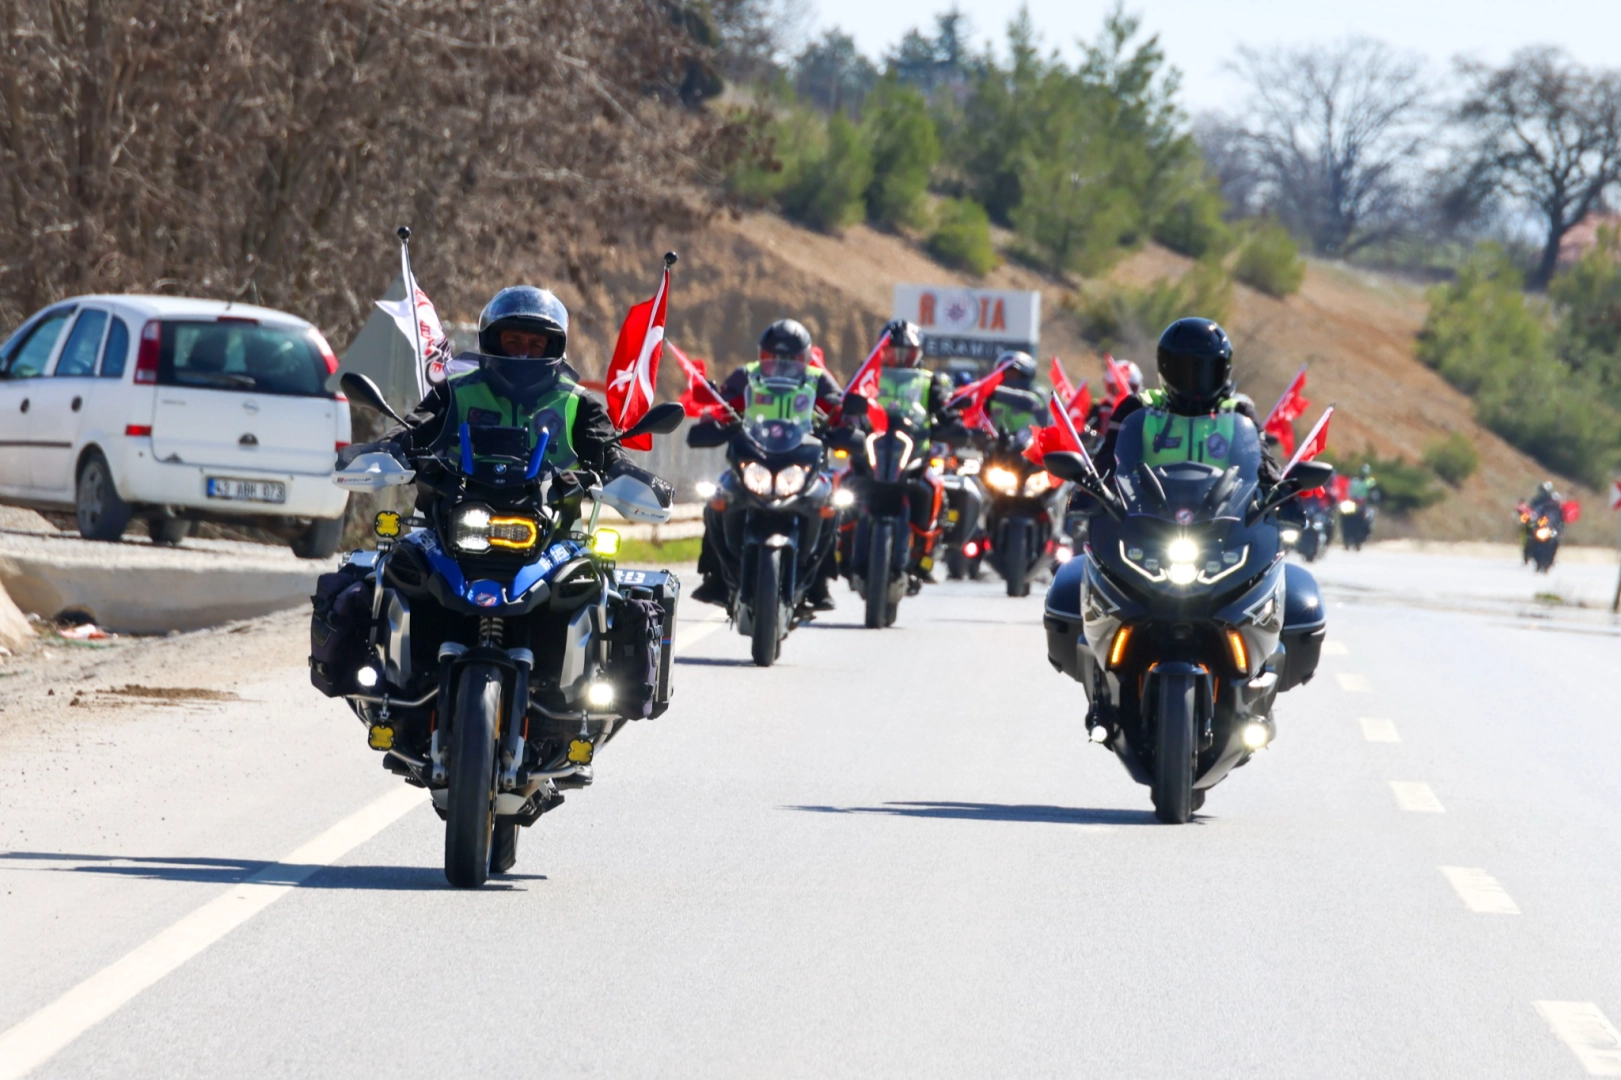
left=893, top=284, right=1040, bottom=363
left=1610, top=480, right=1621, bottom=510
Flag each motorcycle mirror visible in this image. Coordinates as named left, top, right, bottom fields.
left=686, top=421, right=732, bottom=449
left=842, top=393, right=870, bottom=419
left=1285, top=460, right=1334, bottom=492
left=622, top=401, right=686, bottom=440
left=1041, top=451, right=1091, bottom=484
left=340, top=372, right=407, bottom=425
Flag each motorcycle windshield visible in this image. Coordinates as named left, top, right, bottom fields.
left=744, top=417, right=814, bottom=456
left=1109, top=408, right=1263, bottom=523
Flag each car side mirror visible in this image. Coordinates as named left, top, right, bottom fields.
left=622, top=401, right=685, bottom=440
left=340, top=372, right=407, bottom=425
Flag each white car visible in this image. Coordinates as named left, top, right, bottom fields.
left=0, top=295, right=350, bottom=557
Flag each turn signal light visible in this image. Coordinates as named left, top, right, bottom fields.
left=488, top=515, right=539, bottom=550
left=1107, top=625, right=1132, bottom=669
left=124, top=424, right=152, bottom=437
left=1227, top=629, right=1249, bottom=674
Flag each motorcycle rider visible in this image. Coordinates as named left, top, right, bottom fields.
left=844, top=318, right=961, bottom=581
left=1528, top=480, right=1564, bottom=518
left=689, top=318, right=845, bottom=608
left=1095, top=318, right=1282, bottom=490
left=1084, top=358, right=1144, bottom=442
left=984, top=351, right=1047, bottom=435
left=340, top=286, right=661, bottom=506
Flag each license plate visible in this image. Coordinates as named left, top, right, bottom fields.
left=206, top=477, right=286, bottom=503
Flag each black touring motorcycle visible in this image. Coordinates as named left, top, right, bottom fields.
left=1042, top=410, right=1330, bottom=823
left=839, top=399, right=932, bottom=628
left=689, top=414, right=836, bottom=666
left=978, top=423, right=1056, bottom=597
left=313, top=374, right=684, bottom=887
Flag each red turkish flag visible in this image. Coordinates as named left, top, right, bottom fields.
left=1050, top=356, right=1077, bottom=404
left=1284, top=407, right=1333, bottom=471
left=1562, top=499, right=1582, bottom=523
left=668, top=342, right=730, bottom=420
left=1263, top=365, right=1310, bottom=457
left=1065, top=381, right=1092, bottom=427
left=1104, top=353, right=1134, bottom=407
left=606, top=262, right=671, bottom=451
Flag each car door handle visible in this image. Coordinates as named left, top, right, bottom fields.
left=239, top=433, right=258, bottom=447
left=71, top=396, right=83, bottom=412
left=19, top=398, right=28, bottom=413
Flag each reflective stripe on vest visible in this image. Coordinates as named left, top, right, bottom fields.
left=742, top=361, right=819, bottom=423
left=449, top=369, right=582, bottom=470
left=877, top=367, right=931, bottom=429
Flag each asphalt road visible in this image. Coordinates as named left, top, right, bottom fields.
left=3, top=545, right=1621, bottom=1078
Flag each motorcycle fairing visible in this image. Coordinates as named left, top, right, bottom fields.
left=405, top=529, right=585, bottom=616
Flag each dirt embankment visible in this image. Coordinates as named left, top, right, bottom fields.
left=542, top=212, right=1604, bottom=545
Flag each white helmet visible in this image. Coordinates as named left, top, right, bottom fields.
left=1105, top=359, right=1144, bottom=397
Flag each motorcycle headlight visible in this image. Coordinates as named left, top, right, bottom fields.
left=742, top=462, right=774, bottom=496
left=983, top=466, right=1019, bottom=495
left=1339, top=500, right=1358, bottom=514
left=832, top=487, right=856, bottom=509
left=775, top=464, right=807, bottom=496
left=1535, top=527, right=1552, bottom=540
left=1023, top=472, right=1052, bottom=496
left=452, top=504, right=538, bottom=553
left=1280, top=528, right=1300, bottom=544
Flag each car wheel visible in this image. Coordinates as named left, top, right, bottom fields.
left=75, top=452, right=131, bottom=542
left=148, top=517, right=190, bottom=546
left=291, top=517, right=343, bottom=559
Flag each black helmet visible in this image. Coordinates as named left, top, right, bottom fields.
left=478, top=286, right=568, bottom=359
left=759, top=319, right=813, bottom=358
left=1156, top=317, right=1232, bottom=412
left=881, top=318, right=924, bottom=368
left=997, top=350, right=1036, bottom=388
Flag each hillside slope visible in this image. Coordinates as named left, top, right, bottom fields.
left=558, top=212, right=1605, bottom=544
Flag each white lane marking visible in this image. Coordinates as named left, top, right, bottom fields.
left=1439, top=866, right=1520, bottom=914
left=0, top=786, right=423, bottom=1080
left=1390, top=781, right=1445, bottom=813
left=1337, top=673, right=1372, bottom=692
left=1359, top=717, right=1401, bottom=743
left=1320, top=640, right=1349, bottom=656
left=676, top=617, right=726, bottom=651
left=1535, top=1001, right=1621, bottom=1075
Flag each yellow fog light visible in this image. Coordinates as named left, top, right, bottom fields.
left=373, top=511, right=402, bottom=538
left=590, top=528, right=621, bottom=558
left=368, top=725, right=395, bottom=750
left=567, top=738, right=594, bottom=764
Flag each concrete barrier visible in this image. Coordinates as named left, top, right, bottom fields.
left=0, top=530, right=333, bottom=634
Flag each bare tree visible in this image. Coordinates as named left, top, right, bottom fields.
left=1454, top=47, right=1621, bottom=288
left=1223, top=38, right=1431, bottom=256
left=0, top=0, right=750, bottom=346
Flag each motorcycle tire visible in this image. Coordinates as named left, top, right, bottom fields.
left=1003, top=527, right=1029, bottom=598
left=491, top=817, right=519, bottom=876
left=1151, top=673, right=1197, bottom=825
left=946, top=545, right=966, bottom=580
left=866, top=521, right=892, bottom=629
left=751, top=550, right=781, bottom=667
left=445, top=662, right=502, bottom=888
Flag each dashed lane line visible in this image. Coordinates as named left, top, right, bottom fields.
left=0, top=786, right=424, bottom=1080
left=1389, top=781, right=1445, bottom=813
left=1359, top=717, right=1400, bottom=743
left=1439, top=866, right=1521, bottom=914
left=1336, top=673, right=1372, bottom=692
left=1320, top=640, right=1349, bottom=656
left=676, top=616, right=726, bottom=652
left=1535, top=1001, right=1621, bottom=1076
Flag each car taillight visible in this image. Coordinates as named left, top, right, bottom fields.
left=134, top=321, right=161, bottom=384
left=125, top=425, right=152, bottom=437
left=309, top=329, right=345, bottom=399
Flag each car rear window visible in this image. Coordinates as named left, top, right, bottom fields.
left=158, top=321, right=332, bottom=397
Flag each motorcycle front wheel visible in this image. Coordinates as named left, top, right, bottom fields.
left=1002, top=525, right=1029, bottom=598
left=751, top=549, right=782, bottom=667
left=1151, top=673, right=1197, bottom=825
left=445, top=663, right=501, bottom=888
left=865, top=520, right=893, bottom=629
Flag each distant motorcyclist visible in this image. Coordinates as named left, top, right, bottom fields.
left=1528, top=481, right=1564, bottom=519
left=1084, top=358, right=1143, bottom=441
left=983, top=351, right=1047, bottom=436
left=1349, top=464, right=1380, bottom=505
left=1095, top=318, right=1282, bottom=490
left=341, top=286, right=660, bottom=512
left=689, top=318, right=844, bottom=608
left=844, top=318, right=960, bottom=581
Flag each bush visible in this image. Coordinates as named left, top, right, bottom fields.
left=1153, top=170, right=1233, bottom=259
left=1418, top=244, right=1621, bottom=487
left=778, top=111, right=873, bottom=232
left=1421, top=432, right=1479, bottom=486
left=863, top=80, right=940, bottom=230
left=926, top=198, right=998, bottom=275
left=1321, top=448, right=1446, bottom=514
left=1076, top=257, right=1232, bottom=351
left=1234, top=220, right=1306, bottom=298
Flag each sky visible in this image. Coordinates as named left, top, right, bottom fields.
left=807, top=0, right=1621, bottom=113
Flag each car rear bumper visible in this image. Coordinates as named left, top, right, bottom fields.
left=119, top=452, right=348, bottom=519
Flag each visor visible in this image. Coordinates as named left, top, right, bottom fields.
left=759, top=356, right=807, bottom=381
left=1159, top=351, right=1229, bottom=402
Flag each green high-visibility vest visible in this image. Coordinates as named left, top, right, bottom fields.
left=876, top=367, right=931, bottom=429
left=742, top=361, right=819, bottom=423
left=1136, top=388, right=1242, bottom=469
left=988, top=398, right=1039, bottom=434
left=448, top=367, right=584, bottom=470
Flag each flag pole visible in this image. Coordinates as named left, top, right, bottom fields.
left=396, top=226, right=427, bottom=402
left=1051, top=390, right=1101, bottom=480
left=1282, top=405, right=1334, bottom=474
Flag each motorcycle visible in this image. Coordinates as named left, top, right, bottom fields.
left=1041, top=413, right=1331, bottom=824
left=1281, top=496, right=1332, bottom=563
left=840, top=400, right=932, bottom=628
left=979, top=425, right=1055, bottom=597
left=1337, top=494, right=1373, bottom=550
left=1519, top=503, right=1563, bottom=572
left=316, top=374, right=684, bottom=887
left=689, top=414, right=837, bottom=665
left=939, top=448, right=987, bottom=581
